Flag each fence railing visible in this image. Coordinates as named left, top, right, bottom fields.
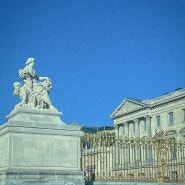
left=80, top=130, right=185, bottom=183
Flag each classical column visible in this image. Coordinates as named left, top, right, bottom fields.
left=145, top=115, right=151, bottom=137
left=119, top=124, right=124, bottom=136
left=129, top=123, right=133, bottom=137
left=122, top=124, right=125, bottom=136
left=114, top=124, right=120, bottom=168
left=134, top=119, right=140, bottom=137
left=124, top=122, right=129, bottom=136
left=145, top=115, right=153, bottom=165
left=132, top=119, right=139, bottom=167
left=114, top=124, right=119, bottom=136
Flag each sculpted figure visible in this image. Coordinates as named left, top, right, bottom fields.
left=13, top=82, right=28, bottom=109
left=14, top=58, right=56, bottom=110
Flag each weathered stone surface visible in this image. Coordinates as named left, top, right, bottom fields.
left=6, top=107, right=65, bottom=126
left=0, top=108, right=84, bottom=185
left=0, top=169, right=84, bottom=185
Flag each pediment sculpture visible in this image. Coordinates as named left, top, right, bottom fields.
left=13, top=58, right=56, bottom=110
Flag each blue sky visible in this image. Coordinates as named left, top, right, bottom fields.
left=0, top=0, right=185, bottom=126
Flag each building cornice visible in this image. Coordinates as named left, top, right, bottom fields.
left=111, top=89, right=185, bottom=120
left=149, top=94, right=185, bottom=109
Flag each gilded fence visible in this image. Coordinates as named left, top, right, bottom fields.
left=80, top=130, right=185, bottom=183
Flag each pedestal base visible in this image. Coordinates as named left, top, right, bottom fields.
left=0, top=108, right=84, bottom=185
left=0, top=169, right=84, bottom=185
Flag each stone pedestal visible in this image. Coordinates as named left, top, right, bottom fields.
left=0, top=108, right=84, bottom=185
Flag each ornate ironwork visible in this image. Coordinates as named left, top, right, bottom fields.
left=80, top=130, right=185, bottom=183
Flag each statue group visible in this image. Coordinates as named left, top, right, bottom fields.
left=13, top=58, right=56, bottom=110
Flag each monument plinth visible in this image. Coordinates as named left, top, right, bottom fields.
left=0, top=58, right=84, bottom=185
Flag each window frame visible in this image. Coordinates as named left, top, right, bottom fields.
left=183, top=109, right=185, bottom=122
left=169, top=112, right=174, bottom=125
left=156, top=115, right=160, bottom=128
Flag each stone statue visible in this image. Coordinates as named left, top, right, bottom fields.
left=13, top=82, right=28, bottom=109
left=13, top=58, right=56, bottom=110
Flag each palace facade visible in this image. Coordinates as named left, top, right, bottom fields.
left=81, top=88, right=185, bottom=182
left=110, top=88, right=185, bottom=140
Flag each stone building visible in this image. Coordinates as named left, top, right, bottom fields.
left=110, top=88, right=185, bottom=140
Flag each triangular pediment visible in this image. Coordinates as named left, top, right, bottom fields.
left=111, top=98, right=146, bottom=118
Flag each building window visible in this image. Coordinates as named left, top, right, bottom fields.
left=183, top=109, right=185, bottom=122
left=156, top=116, right=160, bottom=128
left=169, top=112, right=174, bottom=125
